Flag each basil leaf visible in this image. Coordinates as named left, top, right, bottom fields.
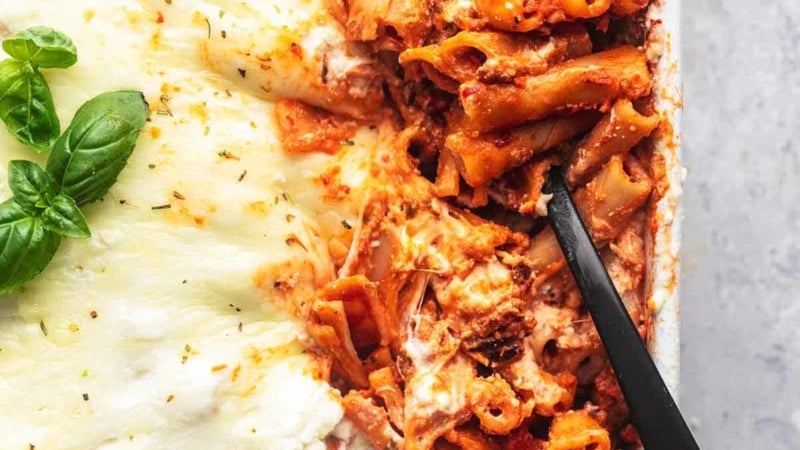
left=2, top=26, right=77, bottom=68
left=46, top=90, right=148, bottom=206
left=41, top=193, right=90, bottom=238
left=0, top=199, right=62, bottom=295
left=0, top=59, right=60, bottom=152
left=7, top=160, right=58, bottom=214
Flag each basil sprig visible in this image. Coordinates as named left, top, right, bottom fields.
left=0, top=90, right=148, bottom=294
left=0, top=27, right=77, bottom=152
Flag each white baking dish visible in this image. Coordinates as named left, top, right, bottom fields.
left=646, top=0, right=683, bottom=399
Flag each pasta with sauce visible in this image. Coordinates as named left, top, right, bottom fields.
left=268, top=0, right=663, bottom=448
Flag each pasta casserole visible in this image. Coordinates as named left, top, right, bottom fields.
left=0, top=0, right=674, bottom=448
left=276, top=0, right=668, bottom=448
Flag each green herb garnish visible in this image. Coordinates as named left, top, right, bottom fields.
left=2, top=27, right=78, bottom=68
left=47, top=90, right=148, bottom=206
left=1, top=91, right=148, bottom=294
left=0, top=27, right=78, bottom=151
left=0, top=200, right=62, bottom=294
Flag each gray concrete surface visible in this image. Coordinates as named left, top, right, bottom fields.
left=681, top=1, right=800, bottom=448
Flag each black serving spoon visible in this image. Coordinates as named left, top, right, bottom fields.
left=544, top=168, right=700, bottom=450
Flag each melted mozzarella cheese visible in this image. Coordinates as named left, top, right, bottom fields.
left=0, top=0, right=369, bottom=448
left=202, top=0, right=380, bottom=119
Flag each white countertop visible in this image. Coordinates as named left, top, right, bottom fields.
left=681, top=1, right=800, bottom=448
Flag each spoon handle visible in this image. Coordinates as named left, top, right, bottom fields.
left=545, top=169, right=700, bottom=450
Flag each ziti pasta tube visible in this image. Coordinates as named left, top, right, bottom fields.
left=459, top=46, right=652, bottom=133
